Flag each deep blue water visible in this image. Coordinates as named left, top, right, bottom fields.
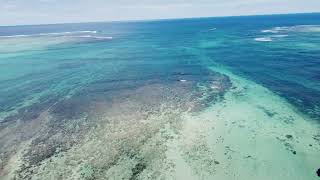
left=1, top=13, right=319, bottom=121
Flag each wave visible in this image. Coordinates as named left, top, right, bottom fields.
left=254, top=37, right=273, bottom=42
left=0, top=34, right=32, bottom=38
left=38, top=31, right=97, bottom=36
left=262, top=25, right=320, bottom=34
left=270, top=34, right=289, bottom=38
left=261, top=29, right=279, bottom=33
left=71, top=35, right=113, bottom=40
left=0, top=30, right=98, bottom=38
left=254, top=34, right=289, bottom=42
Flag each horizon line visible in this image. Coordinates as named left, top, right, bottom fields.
left=1, top=11, right=320, bottom=28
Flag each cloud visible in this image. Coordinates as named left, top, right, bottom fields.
left=2, top=4, right=16, bottom=10
left=0, top=0, right=319, bottom=26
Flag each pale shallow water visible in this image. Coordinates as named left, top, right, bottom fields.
left=0, top=13, right=320, bottom=180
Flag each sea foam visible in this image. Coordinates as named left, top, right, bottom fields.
left=0, top=30, right=98, bottom=38
left=71, top=35, right=113, bottom=40
left=262, top=25, right=320, bottom=34
left=261, top=29, right=279, bottom=33
left=254, top=37, right=273, bottom=42
left=270, top=34, right=289, bottom=38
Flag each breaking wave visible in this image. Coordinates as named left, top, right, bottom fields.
left=0, top=30, right=98, bottom=38
left=254, top=37, right=273, bottom=42
left=262, top=25, right=320, bottom=34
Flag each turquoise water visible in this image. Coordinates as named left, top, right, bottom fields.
left=0, top=13, right=320, bottom=179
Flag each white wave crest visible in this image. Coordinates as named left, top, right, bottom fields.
left=254, top=37, right=273, bottom=42
left=72, top=35, right=113, bottom=40
left=262, top=25, right=320, bottom=34
left=270, top=34, right=288, bottom=38
left=261, top=29, right=279, bottom=33
left=0, top=30, right=98, bottom=38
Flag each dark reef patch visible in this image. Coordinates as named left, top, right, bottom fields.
left=257, top=105, right=277, bottom=118
left=1, top=95, right=58, bottom=125
left=313, top=134, right=320, bottom=146
left=130, top=162, right=147, bottom=180
left=276, top=137, right=297, bottom=155
left=50, top=96, right=89, bottom=120
left=285, top=135, right=293, bottom=139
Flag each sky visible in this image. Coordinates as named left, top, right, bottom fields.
left=1, top=0, right=320, bottom=26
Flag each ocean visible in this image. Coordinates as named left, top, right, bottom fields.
left=0, top=13, right=319, bottom=179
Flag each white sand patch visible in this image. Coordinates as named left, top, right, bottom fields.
left=197, top=65, right=320, bottom=180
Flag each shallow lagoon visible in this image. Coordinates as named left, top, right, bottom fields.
left=0, top=13, right=320, bottom=179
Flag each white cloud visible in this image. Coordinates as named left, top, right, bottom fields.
left=0, top=0, right=319, bottom=25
